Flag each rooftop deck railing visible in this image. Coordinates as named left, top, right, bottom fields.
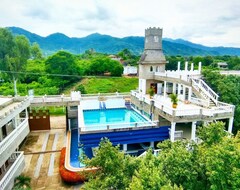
left=155, top=70, right=201, bottom=82
left=131, top=91, right=234, bottom=118
left=80, top=121, right=158, bottom=132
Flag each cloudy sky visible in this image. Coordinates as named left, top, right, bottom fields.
left=1, top=0, right=240, bottom=47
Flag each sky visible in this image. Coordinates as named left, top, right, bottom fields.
left=0, top=0, right=240, bottom=47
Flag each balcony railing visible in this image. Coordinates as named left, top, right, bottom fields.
left=0, top=118, right=29, bottom=167
left=131, top=91, right=234, bottom=118
left=0, top=152, right=25, bottom=190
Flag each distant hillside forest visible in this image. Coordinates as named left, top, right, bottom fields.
left=8, top=26, right=240, bottom=56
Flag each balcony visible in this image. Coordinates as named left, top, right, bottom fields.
left=131, top=91, right=234, bottom=122
left=0, top=118, right=29, bottom=167
left=0, top=152, right=25, bottom=190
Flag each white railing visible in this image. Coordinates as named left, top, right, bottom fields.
left=80, top=121, right=157, bottom=132
left=0, top=152, right=25, bottom=190
left=0, top=98, right=30, bottom=120
left=0, top=119, right=28, bottom=158
left=155, top=70, right=201, bottom=82
left=132, top=92, right=233, bottom=118
left=191, top=78, right=219, bottom=104
left=190, top=97, right=209, bottom=107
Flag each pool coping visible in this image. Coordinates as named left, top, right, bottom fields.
left=65, top=131, right=98, bottom=172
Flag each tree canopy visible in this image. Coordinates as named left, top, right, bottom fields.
left=82, top=122, right=240, bottom=190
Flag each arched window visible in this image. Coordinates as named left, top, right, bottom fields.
left=150, top=66, right=153, bottom=72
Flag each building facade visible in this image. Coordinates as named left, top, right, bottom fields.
left=0, top=97, right=30, bottom=190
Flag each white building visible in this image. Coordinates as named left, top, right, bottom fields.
left=131, top=27, right=234, bottom=142
left=0, top=96, right=30, bottom=190
left=123, top=66, right=138, bottom=76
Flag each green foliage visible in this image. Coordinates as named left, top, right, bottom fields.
left=203, top=70, right=240, bottom=133
left=30, top=42, right=43, bottom=60
left=76, top=84, right=86, bottom=94
left=118, top=48, right=139, bottom=66
left=147, top=87, right=155, bottom=97
left=82, top=122, right=240, bottom=190
left=197, top=121, right=228, bottom=146
left=170, top=94, right=178, bottom=105
left=0, top=28, right=31, bottom=95
left=83, top=138, right=139, bottom=190
left=13, top=175, right=31, bottom=190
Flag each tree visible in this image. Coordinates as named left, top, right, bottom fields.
left=45, top=51, right=81, bottom=90
left=82, top=122, right=240, bottom=190
left=82, top=138, right=139, bottom=190
left=30, top=42, right=43, bottom=60
left=0, top=28, right=31, bottom=95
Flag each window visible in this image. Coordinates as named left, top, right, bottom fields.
left=150, top=66, right=153, bottom=72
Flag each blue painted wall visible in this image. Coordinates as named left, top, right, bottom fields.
left=79, top=126, right=170, bottom=148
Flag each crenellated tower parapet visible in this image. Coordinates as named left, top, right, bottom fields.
left=144, top=27, right=163, bottom=50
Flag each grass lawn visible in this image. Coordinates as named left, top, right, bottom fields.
left=62, top=76, right=138, bottom=94
left=80, top=77, right=138, bottom=94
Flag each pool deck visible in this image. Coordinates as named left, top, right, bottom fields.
left=21, top=116, right=83, bottom=190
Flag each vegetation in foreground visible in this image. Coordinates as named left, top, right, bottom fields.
left=82, top=122, right=240, bottom=190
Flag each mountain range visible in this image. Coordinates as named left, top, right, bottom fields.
left=8, top=27, right=240, bottom=56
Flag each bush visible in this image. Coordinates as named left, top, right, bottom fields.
left=59, top=147, right=86, bottom=184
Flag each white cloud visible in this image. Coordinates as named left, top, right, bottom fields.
left=0, top=0, right=240, bottom=47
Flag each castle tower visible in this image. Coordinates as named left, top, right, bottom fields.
left=138, top=27, right=167, bottom=94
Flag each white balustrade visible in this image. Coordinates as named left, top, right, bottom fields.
left=0, top=119, right=28, bottom=162
left=0, top=152, right=25, bottom=190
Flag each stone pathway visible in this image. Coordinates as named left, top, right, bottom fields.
left=20, top=116, right=82, bottom=190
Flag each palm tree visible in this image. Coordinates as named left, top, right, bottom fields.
left=13, top=175, right=31, bottom=190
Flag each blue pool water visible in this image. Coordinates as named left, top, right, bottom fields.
left=83, top=108, right=148, bottom=130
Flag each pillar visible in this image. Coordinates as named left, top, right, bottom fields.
left=188, top=87, right=192, bottom=101
left=170, top=122, right=176, bottom=142
left=228, top=117, right=234, bottom=133
left=178, top=84, right=181, bottom=95
left=191, top=121, right=197, bottom=141
left=191, top=63, right=194, bottom=71
left=177, top=61, right=181, bottom=71
left=164, top=81, right=167, bottom=98
left=173, top=83, right=176, bottom=94
left=198, top=62, right=202, bottom=73
left=150, top=141, right=154, bottom=148
left=182, top=85, right=186, bottom=100
left=185, top=61, right=188, bottom=71
left=123, top=144, right=128, bottom=152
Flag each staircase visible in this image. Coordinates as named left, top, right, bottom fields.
left=99, top=101, right=106, bottom=109
left=125, top=101, right=131, bottom=109
left=191, top=78, right=219, bottom=106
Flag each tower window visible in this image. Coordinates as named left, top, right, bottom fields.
left=150, top=66, right=153, bottom=72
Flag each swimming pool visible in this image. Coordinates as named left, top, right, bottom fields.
left=83, top=108, right=150, bottom=130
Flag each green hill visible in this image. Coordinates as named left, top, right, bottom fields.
left=7, top=26, right=240, bottom=56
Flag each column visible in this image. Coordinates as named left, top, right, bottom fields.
left=198, top=62, right=202, bottom=73
left=170, top=122, right=176, bottom=142
left=177, top=61, right=181, bottom=71
left=191, top=63, right=194, bottom=71
left=228, top=117, right=234, bottom=133
left=185, top=61, right=188, bottom=71
left=164, top=81, right=167, bottom=98
left=173, top=83, right=176, bottom=94
left=182, top=85, right=186, bottom=100
left=191, top=121, right=197, bottom=141
left=150, top=141, right=154, bottom=148
left=178, top=84, right=181, bottom=95
left=123, top=144, right=128, bottom=152
left=188, top=87, right=192, bottom=101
